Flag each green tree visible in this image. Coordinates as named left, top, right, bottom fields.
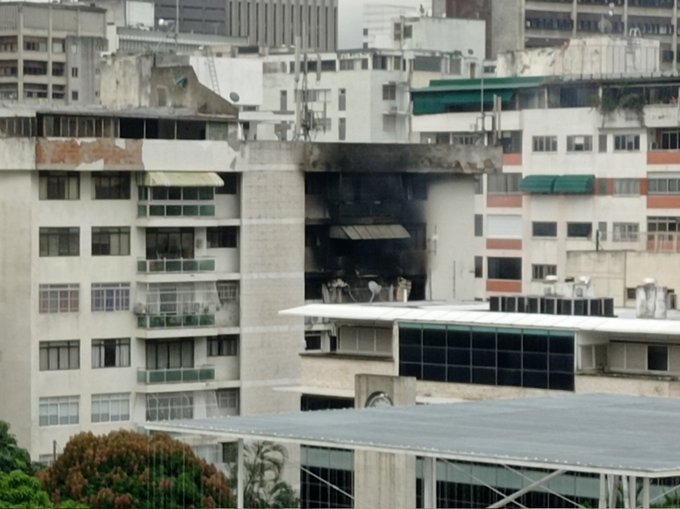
left=0, top=470, right=52, bottom=509
left=243, top=441, right=299, bottom=509
left=0, top=421, right=32, bottom=475
left=38, top=430, right=232, bottom=509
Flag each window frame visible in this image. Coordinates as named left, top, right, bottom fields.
left=39, top=227, right=79, bottom=257
left=91, top=282, right=130, bottom=312
left=613, top=134, right=640, bottom=152
left=39, top=396, right=79, bottom=426
left=208, top=335, right=239, bottom=356
left=39, top=171, right=79, bottom=200
left=91, top=227, right=130, bottom=256
left=566, top=222, right=593, bottom=238
left=612, top=222, right=640, bottom=242
left=92, top=338, right=131, bottom=368
left=532, top=135, right=557, bottom=153
left=39, top=340, right=80, bottom=371
left=92, top=172, right=131, bottom=200
left=566, top=135, right=592, bottom=152
left=91, top=393, right=130, bottom=423
left=206, top=226, right=238, bottom=248
left=532, top=221, right=557, bottom=238
left=531, top=264, right=557, bottom=281
left=39, top=284, right=79, bottom=313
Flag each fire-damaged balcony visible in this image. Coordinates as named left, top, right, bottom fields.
left=302, top=142, right=501, bottom=304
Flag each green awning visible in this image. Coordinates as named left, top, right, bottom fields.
left=143, top=172, right=224, bottom=187
left=520, top=175, right=557, bottom=194
left=553, top=175, right=595, bottom=195
left=413, top=89, right=515, bottom=115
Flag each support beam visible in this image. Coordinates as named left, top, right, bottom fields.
left=236, top=439, right=244, bottom=509
left=599, top=474, right=607, bottom=509
left=423, top=456, right=437, bottom=509
left=488, top=469, right=566, bottom=509
left=642, top=478, right=650, bottom=509
left=628, top=476, right=637, bottom=509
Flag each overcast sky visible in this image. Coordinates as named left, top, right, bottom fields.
left=337, top=0, right=425, bottom=50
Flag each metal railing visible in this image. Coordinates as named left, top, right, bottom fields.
left=137, top=202, right=215, bottom=218
left=137, top=366, right=215, bottom=384
left=137, top=314, right=216, bottom=329
left=137, top=257, right=215, bottom=273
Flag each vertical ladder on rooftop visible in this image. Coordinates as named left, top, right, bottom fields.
left=205, top=46, right=221, bottom=97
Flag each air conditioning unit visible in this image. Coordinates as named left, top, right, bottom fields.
left=133, top=303, right=146, bottom=315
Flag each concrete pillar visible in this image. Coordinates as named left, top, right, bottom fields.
left=354, top=451, right=417, bottom=509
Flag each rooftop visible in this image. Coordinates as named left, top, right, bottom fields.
left=146, top=394, right=680, bottom=477
left=281, top=301, right=680, bottom=336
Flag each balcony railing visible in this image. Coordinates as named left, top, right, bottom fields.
left=137, top=314, right=216, bottom=329
left=647, top=232, right=680, bottom=253
left=138, top=202, right=215, bottom=218
left=137, top=366, right=215, bottom=384
left=137, top=257, right=215, bottom=273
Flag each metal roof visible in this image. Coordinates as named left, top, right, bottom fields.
left=146, top=394, right=680, bottom=477
left=280, top=303, right=680, bottom=336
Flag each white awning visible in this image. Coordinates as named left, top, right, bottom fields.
left=329, top=224, right=411, bottom=240
left=143, top=171, right=224, bottom=187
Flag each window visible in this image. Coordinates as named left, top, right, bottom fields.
left=208, top=335, right=238, bottom=356
left=91, top=393, right=130, bottom=423
left=487, top=257, right=521, bottom=280
left=91, top=283, right=130, bottom=312
left=216, top=281, right=239, bottom=304
left=39, top=227, right=79, bottom=256
left=614, top=134, right=640, bottom=151
left=71, top=67, right=78, bottom=78
left=626, top=287, right=637, bottom=300
left=648, top=176, right=680, bottom=194
left=92, top=338, right=130, bottom=368
left=532, top=222, right=557, bottom=237
left=279, top=90, right=287, bottom=111
left=39, top=396, right=79, bottom=426
left=474, top=215, right=483, bottom=237
left=216, top=173, right=238, bottom=194
left=598, top=134, right=608, bottom=153
left=39, top=341, right=79, bottom=371
left=566, top=135, right=592, bottom=152
left=613, top=178, right=640, bottom=195
left=216, top=389, right=239, bottom=413
left=91, top=227, right=130, bottom=256
left=648, top=216, right=680, bottom=233
left=146, top=340, right=194, bottom=369
left=613, top=222, right=639, bottom=241
left=146, top=228, right=193, bottom=259
left=532, top=136, right=557, bottom=152
left=532, top=264, right=557, bottom=281
left=648, top=345, right=668, bottom=371
left=338, top=88, right=346, bottom=111
left=474, top=256, right=483, bottom=278
left=487, top=173, right=522, bottom=194
left=146, top=392, right=193, bottom=421
left=207, top=226, right=238, bottom=248
left=382, top=84, right=396, bottom=101
left=567, top=222, right=592, bottom=238
left=39, top=171, right=79, bottom=200
left=71, top=91, right=79, bottom=101
left=339, top=118, right=346, bottom=141
left=598, top=221, right=607, bottom=241
left=92, top=172, right=130, bottom=199
left=659, top=129, right=680, bottom=150
left=39, top=284, right=79, bottom=313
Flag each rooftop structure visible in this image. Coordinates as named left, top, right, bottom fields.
left=147, top=393, right=680, bottom=508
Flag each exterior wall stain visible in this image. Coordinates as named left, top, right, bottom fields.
left=36, top=138, right=144, bottom=170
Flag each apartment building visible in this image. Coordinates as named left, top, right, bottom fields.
left=151, top=0, right=338, bottom=51
left=258, top=39, right=484, bottom=143
left=0, top=2, right=107, bottom=104
left=0, top=105, right=309, bottom=460
left=435, top=0, right=680, bottom=69
left=410, top=71, right=680, bottom=304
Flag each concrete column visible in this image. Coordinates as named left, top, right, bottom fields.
left=422, top=456, right=437, bottom=509
left=237, top=439, right=245, bottom=509
left=354, top=451, right=416, bottom=509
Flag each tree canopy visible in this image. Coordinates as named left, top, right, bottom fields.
left=243, top=441, right=299, bottom=509
left=0, top=421, right=32, bottom=475
left=0, top=470, right=52, bottom=509
left=38, top=430, right=232, bottom=509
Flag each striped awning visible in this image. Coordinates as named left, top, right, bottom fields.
left=143, top=172, right=224, bottom=187
left=329, top=225, right=411, bottom=240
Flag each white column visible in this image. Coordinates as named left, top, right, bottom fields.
left=237, top=439, right=245, bottom=509
left=422, top=457, right=437, bottom=509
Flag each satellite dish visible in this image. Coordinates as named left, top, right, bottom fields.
left=368, top=281, right=382, bottom=303
left=229, top=91, right=240, bottom=103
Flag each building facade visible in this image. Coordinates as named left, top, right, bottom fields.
left=151, top=0, right=338, bottom=51
left=0, top=2, right=107, bottom=104
left=411, top=73, right=680, bottom=304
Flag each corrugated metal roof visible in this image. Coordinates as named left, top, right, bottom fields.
left=145, top=394, right=680, bottom=476
left=280, top=303, right=680, bottom=336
